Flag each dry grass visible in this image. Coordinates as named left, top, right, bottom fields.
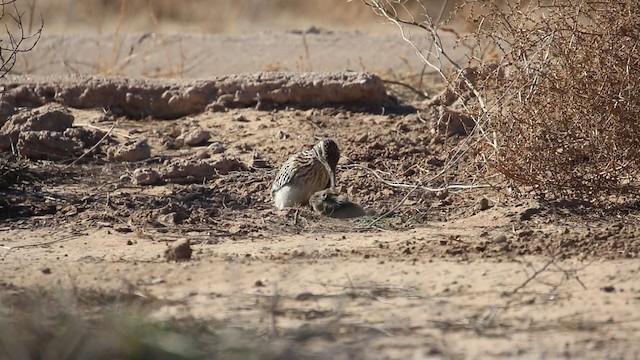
left=16, top=0, right=480, bottom=35
left=0, top=285, right=322, bottom=360
left=23, top=0, right=461, bottom=34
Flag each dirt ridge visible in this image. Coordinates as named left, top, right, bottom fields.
left=0, top=72, right=391, bottom=119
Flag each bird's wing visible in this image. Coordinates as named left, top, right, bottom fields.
left=271, top=151, right=315, bottom=194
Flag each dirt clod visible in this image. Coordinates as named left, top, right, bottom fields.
left=0, top=104, right=75, bottom=152
left=107, top=138, right=151, bottom=162
left=161, top=158, right=217, bottom=183
left=165, top=238, right=192, bottom=261
left=494, top=234, right=508, bottom=243
left=180, top=128, right=211, bottom=147
left=211, top=157, right=247, bottom=175
left=133, top=168, right=161, bottom=185
left=207, top=141, right=226, bottom=154
left=18, top=131, right=83, bottom=160
left=476, top=197, right=490, bottom=211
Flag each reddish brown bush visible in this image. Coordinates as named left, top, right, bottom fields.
left=464, top=0, right=640, bottom=201
left=363, top=0, right=640, bottom=202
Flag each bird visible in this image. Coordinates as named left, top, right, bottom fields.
left=308, top=189, right=366, bottom=218
left=272, top=139, right=340, bottom=210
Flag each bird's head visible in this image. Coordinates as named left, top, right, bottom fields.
left=313, top=139, right=340, bottom=188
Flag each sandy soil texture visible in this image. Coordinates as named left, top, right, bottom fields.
left=2, top=30, right=640, bottom=360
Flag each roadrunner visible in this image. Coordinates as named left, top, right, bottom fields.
left=272, top=139, right=340, bottom=209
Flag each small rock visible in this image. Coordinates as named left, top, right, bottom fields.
left=494, top=234, right=508, bottom=243
left=207, top=141, right=226, bottom=154
left=427, top=156, right=445, bottom=167
left=476, top=197, right=490, bottom=211
left=17, top=131, right=83, bottom=160
left=277, top=130, right=289, bottom=140
left=133, top=168, right=161, bottom=185
left=232, top=114, right=249, bottom=122
left=41, top=268, right=52, bottom=275
left=250, top=153, right=270, bottom=168
left=435, top=107, right=476, bottom=137
left=518, top=230, right=534, bottom=238
left=295, top=292, right=315, bottom=301
left=64, top=127, right=107, bottom=147
left=165, top=238, right=192, bottom=261
left=114, top=225, right=133, bottom=233
left=107, top=138, right=151, bottom=162
left=436, top=189, right=449, bottom=200
left=157, top=212, right=180, bottom=227
left=181, top=128, right=211, bottom=147
left=355, top=133, right=368, bottom=144
left=126, top=240, right=134, bottom=245
left=0, top=101, right=15, bottom=127
left=206, top=102, right=227, bottom=112
left=337, top=157, right=352, bottom=165
left=211, top=157, right=247, bottom=175
left=601, top=285, right=615, bottom=293
left=215, top=94, right=235, bottom=107
left=161, top=159, right=217, bottom=183
left=0, top=104, right=74, bottom=151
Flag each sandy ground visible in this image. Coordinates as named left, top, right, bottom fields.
left=2, top=30, right=640, bottom=359
left=14, top=30, right=465, bottom=78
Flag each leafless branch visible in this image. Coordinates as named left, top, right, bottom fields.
left=0, top=0, right=43, bottom=78
left=509, top=257, right=556, bottom=295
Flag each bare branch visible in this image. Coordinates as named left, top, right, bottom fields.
left=0, top=0, right=43, bottom=78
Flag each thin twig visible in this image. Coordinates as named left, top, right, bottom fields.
left=510, top=257, right=556, bottom=295
left=65, top=121, right=117, bottom=168
left=1, top=234, right=81, bottom=251
left=349, top=164, right=492, bottom=192
left=365, top=183, right=421, bottom=228
left=382, top=78, right=430, bottom=98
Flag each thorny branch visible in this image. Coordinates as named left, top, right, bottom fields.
left=357, top=0, right=503, bottom=226
left=509, top=256, right=594, bottom=295
left=509, top=256, right=556, bottom=295
left=0, top=0, right=43, bottom=78
left=360, top=0, right=493, bottom=127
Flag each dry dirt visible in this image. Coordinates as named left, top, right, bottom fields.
left=2, top=30, right=640, bottom=360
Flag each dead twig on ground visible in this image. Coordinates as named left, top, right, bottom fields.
left=1, top=233, right=83, bottom=251
left=509, top=257, right=556, bottom=295
left=345, top=163, right=492, bottom=228
left=350, top=164, right=491, bottom=192
left=65, top=120, right=117, bottom=168
left=381, top=78, right=430, bottom=98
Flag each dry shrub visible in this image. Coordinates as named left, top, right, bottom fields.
left=464, top=0, right=640, bottom=201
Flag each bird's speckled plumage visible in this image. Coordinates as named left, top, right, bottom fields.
left=272, top=139, right=340, bottom=209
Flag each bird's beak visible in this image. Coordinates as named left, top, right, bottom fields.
left=322, top=160, right=336, bottom=188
